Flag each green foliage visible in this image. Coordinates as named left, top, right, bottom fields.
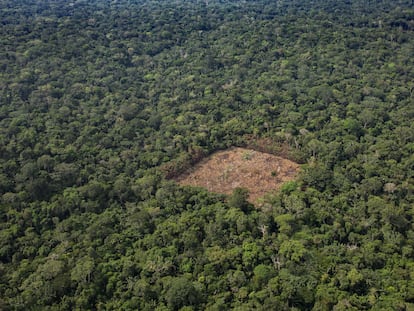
left=228, top=187, right=253, bottom=213
left=164, top=277, right=201, bottom=310
left=1, top=0, right=414, bottom=310
left=280, top=181, right=299, bottom=195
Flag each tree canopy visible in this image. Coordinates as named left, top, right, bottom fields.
left=1, top=0, right=414, bottom=310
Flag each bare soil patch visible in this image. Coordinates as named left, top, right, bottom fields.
left=174, top=147, right=300, bottom=203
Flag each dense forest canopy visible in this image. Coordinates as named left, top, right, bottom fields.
left=1, top=0, right=414, bottom=310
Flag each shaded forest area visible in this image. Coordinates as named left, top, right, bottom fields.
left=1, top=0, right=414, bottom=310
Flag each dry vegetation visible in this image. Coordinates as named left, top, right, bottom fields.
left=174, top=147, right=300, bottom=203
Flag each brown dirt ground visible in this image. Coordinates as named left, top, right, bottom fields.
left=174, top=147, right=300, bottom=203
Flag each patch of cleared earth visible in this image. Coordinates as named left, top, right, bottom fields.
left=174, top=147, right=300, bottom=203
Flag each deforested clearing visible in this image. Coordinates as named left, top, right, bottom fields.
left=174, top=147, right=300, bottom=203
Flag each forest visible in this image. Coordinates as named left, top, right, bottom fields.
left=1, top=0, right=414, bottom=310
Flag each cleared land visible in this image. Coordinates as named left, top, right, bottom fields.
left=174, top=147, right=300, bottom=203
